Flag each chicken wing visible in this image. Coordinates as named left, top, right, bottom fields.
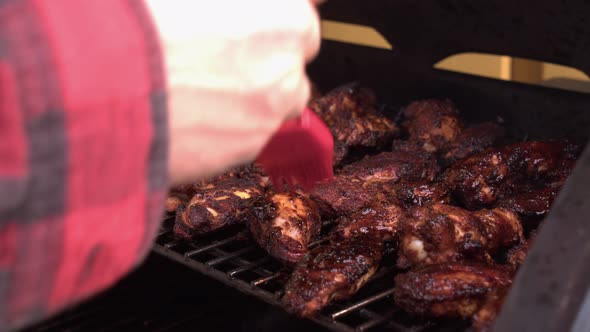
left=397, top=204, right=523, bottom=268
left=471, top=287, right=510, bottom=332
left=282, top=237, right=384, bottom=317
left=247, top=191, right=321, bottom=265
left=331, top=204, right=404, bottom=242
left=402, top=99, right=464, bottom=153
left=340, top=151, right=439, bottom=183
left=506, top=231, right=536, bottom=270
left=173, top=177, right=265, bottom=239
left=442, top=141, right=580, bottom=210
left=308, top=83, right=399, bottom=166
left=439, top=122, right=506, bottom=167
left=386, top=180, right=451, bottom=207
left=394, top=263, right=513, bottom=318
left=496, top=188, right=558, bottom=228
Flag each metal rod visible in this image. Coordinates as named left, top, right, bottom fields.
left=251, top=272, right=282, bottom=287
left=205, top=246, right=256, bottom=266
left=227, top=257, right=271, bottom=277
left=331, top=289, right=395, bottom=319
left=183, top=234, right=243, bottom=257
left=308, top=237, right=329, bottom=248
left=164, top=241, right=180, bottom=249
left=157, top=229, right=171, bottom=237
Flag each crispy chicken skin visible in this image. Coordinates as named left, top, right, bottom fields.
left=506, top=231, right=536, bottom=270
left=397, top=204, right=523, bottom=268
left=386, top=180, right=451, bottom=207
left=340, top=151, right=439, bottom=183
left=472, top=287, right=510, bottom=332
left=248, top=191, right=321, bottom=264
left=394, top=263, right=513, bottom=318
left=497, top=187, right=558, bottom=224
left=308, top=83, right=399, bottom=166
left=331, top=204, right=404, bottom=242
left=439, top=122, right=506, bottom=166
left=173, top=177, right=265, bottom=239
left=282, top=238, right=384, bottom=317
left=442, top=141, right=580, bottom=210
left=402, top=99, right=464, bottom=153
left=311, top=151, right=439, bottom=218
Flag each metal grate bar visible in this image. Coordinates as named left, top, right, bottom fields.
left=331, top=288, right=395, bottom=319
left=164, top=241, right=180, bottom=249
left=205, top=246, right=257, bottom=266
left=228, top=257, right=271, bottom=277
left=183, top=234, right=244, bottom=257
left=250, top=272, right=282, bottom=287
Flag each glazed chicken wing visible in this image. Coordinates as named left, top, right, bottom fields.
left=442, top=140, right=580, bottom=210
left=311, top=151, right=439, bottom=218
left=439, top=122, right=506, bottom=167
left=402, top=99, right=464, bottom=153
left=282, top=237, right=384, bottom=317
left=386, top=180, right=451, bottom=207
left=394, top=263, right=513, bottom=318
left=397, top=204, right=523, bottom=268
left=496, top=188, right=559, bottom=228
left=331, top=204, right=404, bottom=242
left=506, top=231, right=536, bottom=270
left=173, top=177, right=265, bottom=239
left=248, top=191, right=321, bottom=264
left=471, top=287, right=510, bottom=332
left=309, top=83, right=399, bottom=166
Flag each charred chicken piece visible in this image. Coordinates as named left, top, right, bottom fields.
left=394, top=263, right=513, bottom=319
left=173, top=177, right=264, bottom=239
left=283, top=237, right=384, bottom=317
left=439, top=122, right=506, bottom=167
left=248, top=191, right=321, bottom=265
left=471, top=287, right=510, bottom=332
left=308, top=83, right=399, bottom=166
left=506, top=231, right=536, bottom=270
left=340, top=151, right=439, bottom=183
left=331, top=204, right=403, bottom=242
left=442, top=140, right=580, bottom=210
left=497, top=187, right=559, bottom=227
left=386, top=180, right=451, bottom=207
left=402, top=99, right=464, bottom=153
left=166, top=194, right=188, bottom=213
left=397, top=204, right=523, bottom=268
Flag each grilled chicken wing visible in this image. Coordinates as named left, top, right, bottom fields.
left=402, top=99, right=464, bottom=153
left=340, top=151, right=439, bottom=183
left=248, top=191, right=321, bottom=264
left=308, top=83, right=399, bottom=166
left=442, top=141, right=580, bottom=210
left=173, top=177, right=265, bottom=239
left=496, top=188, right=558, bottom=228
left=506, top=231, right=536, bottom=270
left=397, top=204, right=523, bottom=268
left=331, top=204, right=404, bottom=242
left=471, top=287, right=510, bottom=332
left=386, top=180, right=451, bottom=207
left=311, top=151, right=439, bottom=218
left=394, top=263, right=513, bottom=318
left=439, top=122, right=506, bottom=167
left=282, top=237, right=384, bottom=317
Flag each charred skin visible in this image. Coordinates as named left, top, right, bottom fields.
left=311, top=151, right=439, bottom=218
left=283, top=237, right=384, bottom=317
left=386, top=180, right=451, bottom=207
left=397, top=204, right=523, bottom=268
left=439, top=122, right=506, bottom=167
left=394, top=263, right=513, bottom=319
left=506, top=231, right=536, bottom=270
left=442, top=140, right=580, bottom=210
left=248, top=191, right=321, bottom=265
left=402, top=99, right=464, bottom=153
left=496, top=188, right=559, bottom=229
left=331, top=204, right=404, bottom=242
left=340, top=151, right=439, bottom=183
left=472, top=287, right=510, bottom=332
left=173, top=177, right=264, bottom=239
left=308, top=83, right=399, bottom=166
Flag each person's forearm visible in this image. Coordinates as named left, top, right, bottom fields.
left=0, top=1, right=168, bottom=330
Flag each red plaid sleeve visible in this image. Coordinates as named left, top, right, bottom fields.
left=0, top=1, right=168, bottom=331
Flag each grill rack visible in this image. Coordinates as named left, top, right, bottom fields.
left=153, top=217, right=467, bottom=332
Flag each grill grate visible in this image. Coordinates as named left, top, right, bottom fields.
left=153, top=217, right=468, bottom=332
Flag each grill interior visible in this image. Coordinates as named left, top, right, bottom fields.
left=154, top=217, right=469, bottom=332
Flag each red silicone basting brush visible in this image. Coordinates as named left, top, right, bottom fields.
left=255, top=107, right=334, bottom=191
